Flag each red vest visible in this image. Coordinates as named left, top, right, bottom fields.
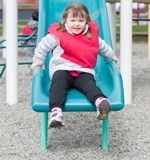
left=22, top=26, right=35, bottom=34
left=48, top=20, right=99, bottom=68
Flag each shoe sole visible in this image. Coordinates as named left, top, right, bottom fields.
left=49, top=120, right=64, bottom=128
left=97, top=99, right=110, bottom=120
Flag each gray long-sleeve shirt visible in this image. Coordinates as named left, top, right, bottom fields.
left=33, top=32, right=115, bottom=79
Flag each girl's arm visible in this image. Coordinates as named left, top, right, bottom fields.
left=98, top=37, right=117, bottom=63
left=31, top=34, right=59, bottom=70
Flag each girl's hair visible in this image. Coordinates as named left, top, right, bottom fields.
left=56, top=3, right=92, bottom=39
left=31, top=10, right=39, bottom=21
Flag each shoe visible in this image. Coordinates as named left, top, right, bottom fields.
left=49, top=109, right=65, bottom=128
left=97, top=98, right=110, bottom=120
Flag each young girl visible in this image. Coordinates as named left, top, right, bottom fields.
left=31, top=3, right=117, bottom=128
left=22, top=10, right=38, bottom=69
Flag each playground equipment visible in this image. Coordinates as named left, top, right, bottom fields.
left=32, top=0, right=124, bottom=151
left=0, top=29, right=37, bottom=78
left=148, top=4, right=150, bottom=60
left=0, top=29, right=37, bottom=49
left=132, top=17, right=150, bottom=59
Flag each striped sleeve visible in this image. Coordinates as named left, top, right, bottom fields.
left=98, top=37, right=114, bottom=63
left=33, top=34, right=59, bottom=64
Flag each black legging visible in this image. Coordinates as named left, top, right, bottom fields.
left=49, top=70, right=106, bottom=110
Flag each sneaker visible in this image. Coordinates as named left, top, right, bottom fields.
left=49, top=109, right=65, bottom=128
left=97, top=98, right=110, bottom=120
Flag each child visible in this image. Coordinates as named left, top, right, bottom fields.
left=22, top=10, right=38, bottom=69
left=31, top=3, right=117, bottom=128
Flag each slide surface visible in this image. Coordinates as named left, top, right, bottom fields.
left=32, top=0, right=124, bottom=112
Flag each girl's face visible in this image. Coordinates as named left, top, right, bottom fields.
left=65, top=12, right=86, bottom=35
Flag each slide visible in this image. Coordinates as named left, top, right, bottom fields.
left=32, top=0, right=124, bottom=112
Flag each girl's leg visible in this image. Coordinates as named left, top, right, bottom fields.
left=74, top=73, right=105, bottom=103
left=74, top=73, right=110, bottom=120
left=26, top=48, right=34, bottom=68
left=49, top=70, right=73, bottom=128
left=49, top=70, right=73, bottom=110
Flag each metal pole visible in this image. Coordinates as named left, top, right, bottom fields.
left=6, top=0, right=18, bottom=105
left=2, top=0, right=6, bottom=58
left=136, top=3, right=140, bottom=26
left=148, top=4, right=150, bottom=60
left=120, top=0, right=132, bottom=105
left=106, top=3, right=116, bottom=54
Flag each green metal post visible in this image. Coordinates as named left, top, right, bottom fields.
left=41, top=112, right=48, bottom=151
left=102, top=117, right=109, bottom=151
left=0, top=65, right=6, bottom=78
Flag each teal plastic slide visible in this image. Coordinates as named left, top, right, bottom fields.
left=32, top=0, right=124, bottom=151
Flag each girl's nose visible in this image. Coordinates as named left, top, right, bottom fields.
left=74, top=21, right=79, bottom=25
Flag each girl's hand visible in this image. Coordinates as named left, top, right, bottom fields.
left=112, top=55, right=118, bottom=63
left=31, top=62, right=45, bottom=71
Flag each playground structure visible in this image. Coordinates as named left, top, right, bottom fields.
left=107, top=0, right=150, bottom=3
left=0, top=0, right=149, bottom=151
left=0, top=29, right=37, bottom=78
left=31, top=0, right=124, bottom=151
left=1, top=0, right=150, bottom=105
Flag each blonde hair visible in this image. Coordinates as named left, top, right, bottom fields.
left=56, top=3, right=92, bottom=39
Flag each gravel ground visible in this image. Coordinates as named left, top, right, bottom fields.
left=0, top=44, right=150, bottom=160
